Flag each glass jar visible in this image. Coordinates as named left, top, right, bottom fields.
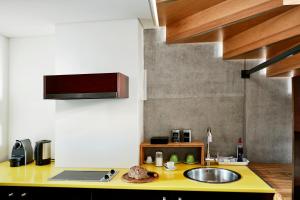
left=155, top=152, right=163, bottom=167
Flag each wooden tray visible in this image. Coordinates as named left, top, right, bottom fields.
left=122, top=172, right=159, bottom=183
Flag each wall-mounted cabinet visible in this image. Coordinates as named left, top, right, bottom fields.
left=44, top=73, right=128, bottom=99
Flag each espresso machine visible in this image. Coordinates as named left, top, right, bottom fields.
left=10, top=139, right=34, bottom=167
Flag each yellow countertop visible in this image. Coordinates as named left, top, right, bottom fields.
left=0, top=161, right=275, bottom=193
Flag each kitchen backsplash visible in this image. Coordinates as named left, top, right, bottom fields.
left=144, top=28, right=292, bottom=163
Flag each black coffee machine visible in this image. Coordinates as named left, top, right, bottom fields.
left=10, top=139, right=34, bottom=167
left=35, top=140, right=51, bottom=166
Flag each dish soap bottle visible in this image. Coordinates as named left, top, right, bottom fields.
left=206, top=127, right=212, bottom=159
left=237, top=138, right=244, bottom=162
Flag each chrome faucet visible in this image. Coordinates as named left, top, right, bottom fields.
left=205, top=127, right=215, bottom=166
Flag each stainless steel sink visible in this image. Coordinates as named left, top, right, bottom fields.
left=184, top=168, right=241, bottom=183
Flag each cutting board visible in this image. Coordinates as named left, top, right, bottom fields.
left=122, top=172, right=159, bottom=183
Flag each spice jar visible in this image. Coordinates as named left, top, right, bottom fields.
left=155, top=152, right=163, bottom=167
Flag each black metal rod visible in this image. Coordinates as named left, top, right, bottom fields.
left=241, top=43, right=300, bottom=79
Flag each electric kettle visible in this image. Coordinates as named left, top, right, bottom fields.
left=34, top=140, right=51, bottom=166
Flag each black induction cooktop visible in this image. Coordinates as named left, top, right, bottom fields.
left=50, top=170, right=117, bottom=182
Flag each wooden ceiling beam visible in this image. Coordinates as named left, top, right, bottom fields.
left=223, top=6, right=300, bottom=59
left=157, top=0, right=226, bottom=26
left=266, top=36, right=300, bottom=59
left=267, top=68, right=300, bottom=77
left=267, top=53, right=300, bottom=77
left=166, top=0, right=284, bottom=43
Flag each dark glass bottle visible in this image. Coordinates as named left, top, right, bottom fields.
left=237, top=138, right=244, bottom=162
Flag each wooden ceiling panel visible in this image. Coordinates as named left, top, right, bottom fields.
left=157, top=0, right=300, bottom=78
left=223, top=6, right=300, bottom=59
left=267, top=53, right=300, bottom=77
left=178, top=6, right=298, bottom=61
left=223, top=49, right=266, bottom=60
left=178, top=6, right=294, bottom=43
left=266, top=68, right=300, bottom=77
left=222, top=35, right=300, bottom=60
left=266, top=35, right=300, bottom=58
left=165, top=0, right=286, bottom=43
left=157, top=0, right=226, bottom=26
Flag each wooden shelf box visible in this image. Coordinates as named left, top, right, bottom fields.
left=139, top=141, right=205, bottom=165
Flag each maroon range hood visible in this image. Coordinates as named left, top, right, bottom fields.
left=44, top=73, right=129, bottom=99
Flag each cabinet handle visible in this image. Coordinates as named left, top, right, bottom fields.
left=21, top=193, right=27, bottom=197
left=8, top=193, right=14, bottom=197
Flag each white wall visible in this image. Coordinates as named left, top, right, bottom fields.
left=9, top=36, right=55, bottom=158
left=0, top=35, right=8, bottom=162
left=55, top=19, right=144, bottom=168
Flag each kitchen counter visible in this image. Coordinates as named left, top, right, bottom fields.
left=0, top=161, right=274, bottom=193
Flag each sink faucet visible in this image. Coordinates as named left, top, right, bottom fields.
left=205, top=127, right=215, bottom=166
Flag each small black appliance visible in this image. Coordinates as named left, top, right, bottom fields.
left=150, top=137, right=169, bottom=144
left=182, top=129, right=192, bottom=142
left=35, top=140, right=51, bottom=166
left=171, top=129, right=181, bottom=143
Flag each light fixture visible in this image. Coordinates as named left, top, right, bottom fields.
left=156, top=0, right=177, bottom=3
left=148, top=0, right=159, bottom=27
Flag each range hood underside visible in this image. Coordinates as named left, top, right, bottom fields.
left=44, top=73, right=129, bottom=100
left=45, top=92, right=119, bottom=100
